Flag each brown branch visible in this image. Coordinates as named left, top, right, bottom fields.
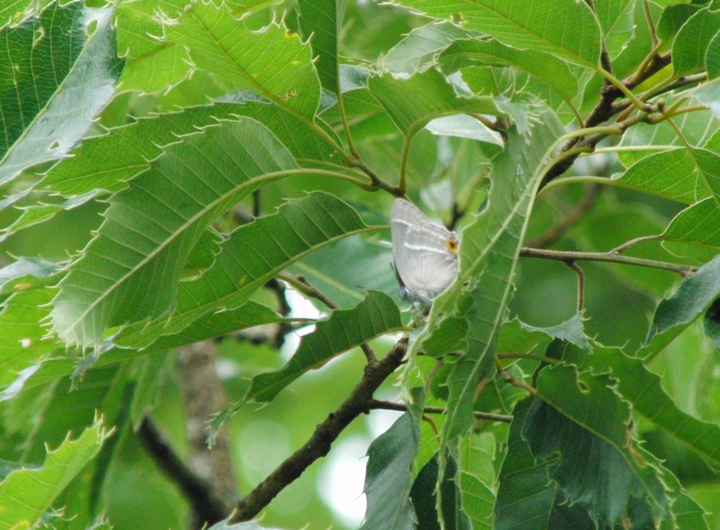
left=228, top=337, right=409, bottom=523
left=138, top=418, right=228, bottom=528
left=177, top=342, right=238, bottom=529
left=540, top=49, right=672, bottom=188
left=366, top=399, right=513, bottom=423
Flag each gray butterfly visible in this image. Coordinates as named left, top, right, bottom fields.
left=390, top=198, right=459, bottom=306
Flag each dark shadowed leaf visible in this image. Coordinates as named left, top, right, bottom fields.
left=410, top=452, right=471, bottom=530
left=360, top=389, right=425, bottom=530
left=647, top=252, right=720, bottom=342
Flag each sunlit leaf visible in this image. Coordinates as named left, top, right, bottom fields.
left=0, top=1, right=122, bottom=185
left=438, top=38, right=579, bottom=103
left=51, top=118, right=296, bottom=349
left=369, top=68, right=497, bottom=137
left=166, top=0, right=320, bottom=118
left=0, top=418, right=107, bottom=529
left=115, top=0, right=189, bottom=93
left=673, top=6, right=720, bottom=76
left=392, top=0, right=601, bottom=67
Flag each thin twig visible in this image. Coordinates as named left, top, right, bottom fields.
left=278, top=273, right=379, bottom=363
left=566, top=261, right=585, bottom=312
left=278, top=272, right=339, bottom=310
left=610, top=234, right=660, bottom=255
left=498, top=369, right=537, bottom=395
left=643, top=0, right=659, bottom=47
left=367, top=399, right=513, bottom=423
left=520, top=247, right=696, bottom=276
left=138, top=418, right=228, bottom=527
left=228, top=337, right=410, bottom=523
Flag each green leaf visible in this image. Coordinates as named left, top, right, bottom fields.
left=114, top=0, right=189, bottom=93
left=647, top=252, right=720, bottom=342
left=432, top=106, right=564, bottom=445
left=531, top=365, right=669, bottom=522
left=519, top=313, right=590, bottom=351
left=615, top=148, right=712, bottom=204
left=673, top=6, right=720, bottom=76
left=661, top=199, right=720, bottom=254
left=129, top=352, right=171, bottom=430
left=208, top=521, right=285, bottom=530
left=243, top=290, right=402, bottom=404
left=657, top=3, right=703, bottom=41
left=112, top=192, right=377, bottom=349
left=0, top=257, right=60, bottom=293
left=494, top=397, right=564, bottom=530
left=368, top=68, right=497, bottom=137
left=296, top=0, right=341, bottom=94
left=289, top=236, right=397, bottom=310
left=437, top=38, right=579, bottom=104
left=166, top=1, right=320, bottom=118
left=0, top=418, right=106, bottom=529
left=459, top=473, right=493, bottom=529
left=41, top=105, right=245, bottom=197
left=0, top=1, right=123, bottom=185
left=704, top=298, right=720, bottom=350
left=382, top=21, right=469, bottom=76
left=708, top=31, right=720, bottom=80
left=618, top=108, right=720, bottom=166
left=41, top=101, right=339, bottom=199
left=117, top=301, right=285, bottom=352
left=595, top=0, right=635, bottom=60
left=50, top=117, right=297, bottom=349
left=392, top=0, right=601, bottom=67
left=409, top=452, right=471, bottom=530
left=566, top=344, right=720, bottom=467
left=0, top=288, right=57, bottom=390
left=360, top=389, right=424, bottom=530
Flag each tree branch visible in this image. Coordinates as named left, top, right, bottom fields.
left=228, top=337, right=409, bottom=523
left=366, top=399, right=513, bottom=423
left=520, top=247, right=696, bottom=276
left=138, top=418, right=228, bottom=528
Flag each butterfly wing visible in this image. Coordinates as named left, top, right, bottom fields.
left=391, top=199, right=458, bottom=300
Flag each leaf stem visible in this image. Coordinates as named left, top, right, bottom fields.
left=596, top=67, right=650, bottom=112
left=566, top=260, right=585, bottom=312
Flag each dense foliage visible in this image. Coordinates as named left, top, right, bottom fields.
left=1, top=0, right=720, bottom=528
